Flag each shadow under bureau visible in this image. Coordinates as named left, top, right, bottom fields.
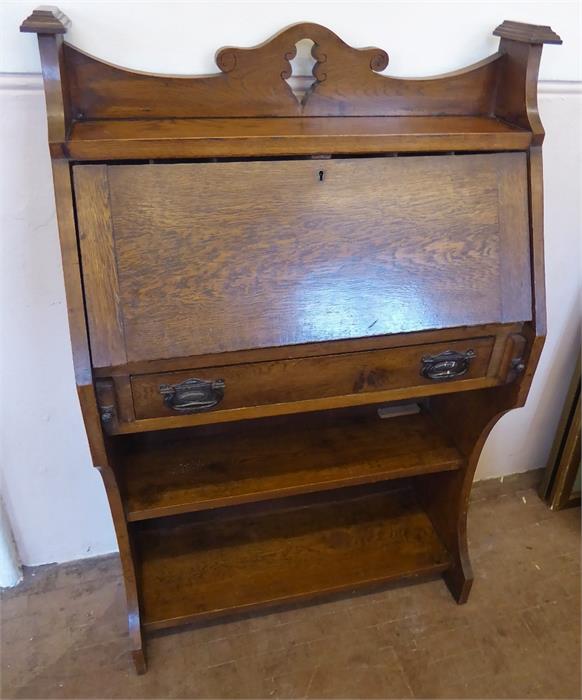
left=21, top=7, right=561, bottom=672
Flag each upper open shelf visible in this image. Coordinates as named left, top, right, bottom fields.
left=63, top=115, right=530, bottom=160
left=21, top=9, right=561, bottom=159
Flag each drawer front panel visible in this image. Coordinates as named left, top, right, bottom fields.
left=131, top=337, right=495, bottom=420
left=74, top=153, right=531, bottom=367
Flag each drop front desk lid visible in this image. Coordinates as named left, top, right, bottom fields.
left=73, top=151, right=532, bottom=368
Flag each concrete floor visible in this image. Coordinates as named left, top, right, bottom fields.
left=1, top=470, right=580, bottom=699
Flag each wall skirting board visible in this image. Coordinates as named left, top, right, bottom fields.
left=0, top=498, right=22, bottom=588
left=1, top=73, right=580, bottom=566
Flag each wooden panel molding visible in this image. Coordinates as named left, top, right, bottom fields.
left=74, top=165, right=127, bottom=368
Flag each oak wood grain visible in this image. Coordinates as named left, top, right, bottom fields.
left=72, top=153, right=533, bottom=364
left=74, top=165, right=127, bottom=368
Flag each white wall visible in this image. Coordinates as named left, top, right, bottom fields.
left=2, top=1, right=581, bottom=79
left=0, top=1, right=580, bottom=566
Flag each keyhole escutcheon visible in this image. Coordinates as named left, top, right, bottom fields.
left=318, top=170, right=325, bottom=182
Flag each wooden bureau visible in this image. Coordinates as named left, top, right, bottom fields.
left=21, top=7, right=561, bottom=672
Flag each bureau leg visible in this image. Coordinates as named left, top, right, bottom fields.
left=442, top=507, right=474, bottom=604
left=128, top=611, right=147, bottom=674
left=416, top=469, right=475, bottom=604
left=444, top=558, right=473, bottom=604
left=132, top=647, right=147, bottom=675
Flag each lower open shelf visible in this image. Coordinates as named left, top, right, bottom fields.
left=135, top=484, right=451, bottom=631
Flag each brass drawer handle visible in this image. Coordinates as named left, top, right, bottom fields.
left=420, top=349, right=476, bottom=381
left=159, top=377, right=225, bottom=413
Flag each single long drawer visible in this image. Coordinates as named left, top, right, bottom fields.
left=131, top=337, right=495, bottom=420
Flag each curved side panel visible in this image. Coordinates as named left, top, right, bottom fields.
left=417, top=384, right=520, bottom=603
left=51, top=162, right=145, bottom=672
left=62, top=23, right=503, bottom=120
left=495, top=42, right=545, bottom=141
left=97, top=464, right=146, bottom=673
left=494, top=22, right=562, bottom=144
